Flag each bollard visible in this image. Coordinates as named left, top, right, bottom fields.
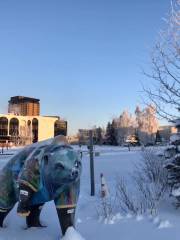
left=100, top=173, right=109, bottom=198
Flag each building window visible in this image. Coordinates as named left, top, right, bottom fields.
left=0, top=117, right=8, bottom=136
left=32, top=118, right=38, bottom=143
left=27, top=120, right=31, bottom=126
left=9, top=118, right=19, bottom=136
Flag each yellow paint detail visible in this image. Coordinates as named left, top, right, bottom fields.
left=56, top=204, right=76, bottom=209
left=19, top=180, right=38, bottom=192
left=17, top=211, right=30, bottom=217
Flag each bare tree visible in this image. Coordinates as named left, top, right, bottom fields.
left=143, top=0, right=180, bottom=121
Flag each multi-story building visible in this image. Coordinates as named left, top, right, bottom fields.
left=0, top=96, right=67, bottom=145
left=8, top=96, right=40, bottom=116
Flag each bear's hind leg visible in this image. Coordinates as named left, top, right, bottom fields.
left=56, top=207, right=75, bottom=236
left=26, top=204, right=45, bottom=228
left=0, top=208, right=11, bottom=227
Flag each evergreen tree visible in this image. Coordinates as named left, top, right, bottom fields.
left=155, top=130, right=162, bottom=144
left=105, top=122, right=112, bottom=145
left=96, top=127, right=103, bottom=145
left=105, top=121, right=118, bottom=146
left=111, top=120, right=118, bottom=146
left=164, top=120, right=180, bottom=207
left=134, top=129, right=140, bottom=146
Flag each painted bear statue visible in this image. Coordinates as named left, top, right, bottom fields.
left=0, top=135, right=82, bottom=236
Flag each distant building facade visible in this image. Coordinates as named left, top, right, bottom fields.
left=0, top=114, right=67, bottom=145
left=68, top=135, right=79, bottom=145
left=173, top=120, right=180, bottom=133
left=78, top=128, right=105, bottom=145
left=8, top=96, right=40, bottom=116
left=158, top=125, right=177, bottom=142
left=78, top=129, right=91, bottom=144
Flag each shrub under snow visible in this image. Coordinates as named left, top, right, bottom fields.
left=97, top=148, right=169, bottom=220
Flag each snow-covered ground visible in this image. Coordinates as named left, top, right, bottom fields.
left=0, top=146, right=180, bottom=240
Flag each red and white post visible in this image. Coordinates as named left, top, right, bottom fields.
left=100, top=173, right=109, bottom=198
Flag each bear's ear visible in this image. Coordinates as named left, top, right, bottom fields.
left=43, top=155, right=49, bottom=165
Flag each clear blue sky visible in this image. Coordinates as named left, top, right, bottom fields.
left=0, top=0, right=170, bottom=135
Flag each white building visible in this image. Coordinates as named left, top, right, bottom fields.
left=0, top=114, right=67, bottom=145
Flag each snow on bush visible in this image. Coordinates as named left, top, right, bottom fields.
left=170, top=134, right=180, bottom=144
left=114, top=149, right=168, bottom=216
left=97, top=148, right=169, bottom=221
left=132, top=149, right=168, bottom=213
left=116, top=177, right=140, bottom=215
left=96, top=195, right=118, bottom=223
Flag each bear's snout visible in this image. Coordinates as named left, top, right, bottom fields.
left=70, top=169, right=79, bottom=180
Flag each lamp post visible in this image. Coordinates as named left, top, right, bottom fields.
left=89, top=130, right=95, bottom=196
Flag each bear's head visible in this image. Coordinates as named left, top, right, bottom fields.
left=42, top=144, right=82, bottom=186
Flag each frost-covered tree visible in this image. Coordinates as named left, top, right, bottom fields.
left=107, top=106, right=159, bottom=146
left=114, top=110, right=136, bottom=145
left=143, top=0, right=180, bottom=121
left=135, top=105, right=159, bottom=145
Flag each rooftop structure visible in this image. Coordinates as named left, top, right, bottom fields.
left=8, top=96, right=40, bottom=116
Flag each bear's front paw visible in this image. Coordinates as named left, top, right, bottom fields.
left=17, top=204, right=30, bottom=217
